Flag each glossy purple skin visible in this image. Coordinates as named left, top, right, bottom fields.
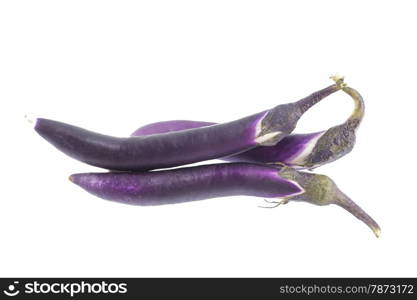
left=70, top=163, right=302, bottom=205
left=35, top=114, right=263, bottom=171
left=132, top=120, right=215, bottom=136
left=35, top=84, right=338, bottom=171
left=132, top=120, right=323, bottom=165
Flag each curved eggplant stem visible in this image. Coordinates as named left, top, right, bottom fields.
left=342, top=86, right=365, bottom=129
left=280, top=168, right=380, bottom=238
left=330, top=76, right=365, bottom=130
left=333, top=190, right=381, bottom=238
left=296, top=82, right=342, bottom=114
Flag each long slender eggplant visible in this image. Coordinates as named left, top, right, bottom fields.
left=70, top=162, right=380, bottom=237
left=34, top=78, right=343, bottom=171
left=131, top=79, right=364, bottom=169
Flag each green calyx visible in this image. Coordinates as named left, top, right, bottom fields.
left=278, top=166, right=380, bottom=238
left=279, top=167, right=335, bottom=206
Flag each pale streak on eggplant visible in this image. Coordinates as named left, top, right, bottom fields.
left=281, top=166, right=381, bottom=237
left=254, top=111, right=284, bottom=146
left=287, top=131, right=325, bottom=167
left=255, top=131, right=284, bottom=146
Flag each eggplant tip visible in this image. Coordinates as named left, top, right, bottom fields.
left=69, top=175, right=74, bottom=182
left=373, top=226, right=381, bottom=238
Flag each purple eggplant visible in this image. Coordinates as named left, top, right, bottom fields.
left=131, top=82, right=364, bottom=169
left=34, top=79, right=343, bottom=171
left=70, top=162, right=380, bottom=237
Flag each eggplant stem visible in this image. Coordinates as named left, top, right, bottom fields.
left=330, top=74, right=347, bottom=89
left=341, top=86, right=365, bottom=128
left=329, top=75, right=364, bottom=127
left=333, top=190, right=381, bottom=238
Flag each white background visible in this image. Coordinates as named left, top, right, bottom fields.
left=1, top=0, right=416, bottom=277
